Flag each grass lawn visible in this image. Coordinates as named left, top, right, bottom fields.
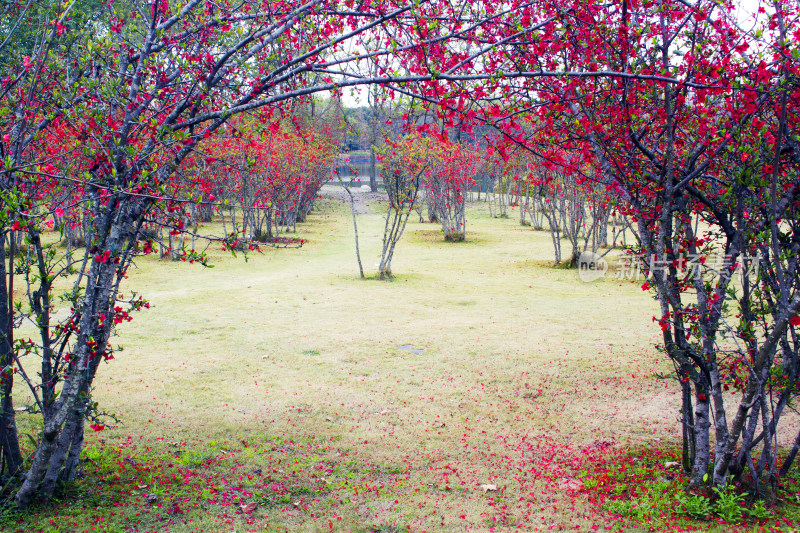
left=6, top=186, right=800, bottom=532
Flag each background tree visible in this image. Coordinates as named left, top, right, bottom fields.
left=423, top=135, right=481, bottom=242
left=376, top=131, right=432, bottom=278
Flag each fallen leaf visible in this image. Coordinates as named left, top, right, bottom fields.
left=240, top=502, right=257, bottom=514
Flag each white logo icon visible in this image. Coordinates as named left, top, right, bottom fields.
left=578, top=251, right=608, bottom=282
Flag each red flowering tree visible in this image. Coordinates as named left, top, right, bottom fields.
left=202, top=113, right=339, bottom=245
left=422, top=134, right=481, bottom=241
left=377, top=131, right=434, bottom=278
left=514, top=0, right=800, bottom=493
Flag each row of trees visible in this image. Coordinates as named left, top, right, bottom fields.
left=376, top=130, right=491, bottom=278
left=380, top=136, right=618, bottom=269
left=478, top=150, right=615, bottom=266
left=189, top=113, right=339, bottom=246
left=46, top=111, right=338, bottom=261
left=0, top=0, right=796, bottom=514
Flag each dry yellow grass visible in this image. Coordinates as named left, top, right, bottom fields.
left=91, top=188, right=671, bottom=444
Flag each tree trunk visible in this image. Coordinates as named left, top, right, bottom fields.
left=15, top=234, right=120, bottom=507
left=691, top=384, right=712, bottom=486
left=40, top=400, right=86, bottom=495
left=0, top=238, right=23, bottom=478
left=14, top=427, right=61, bottom=508
left=681, top=375, right=695, bottom=473
left=338, top=176, right=364, bottom=278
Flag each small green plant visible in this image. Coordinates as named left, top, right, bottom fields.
left=747, top=499, right=770, bottom=521
left=602, top=483, right=674, bottom=529
left=675, top=491, right=712, bottom=519
left=713, top=484, right=747, bottom=522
